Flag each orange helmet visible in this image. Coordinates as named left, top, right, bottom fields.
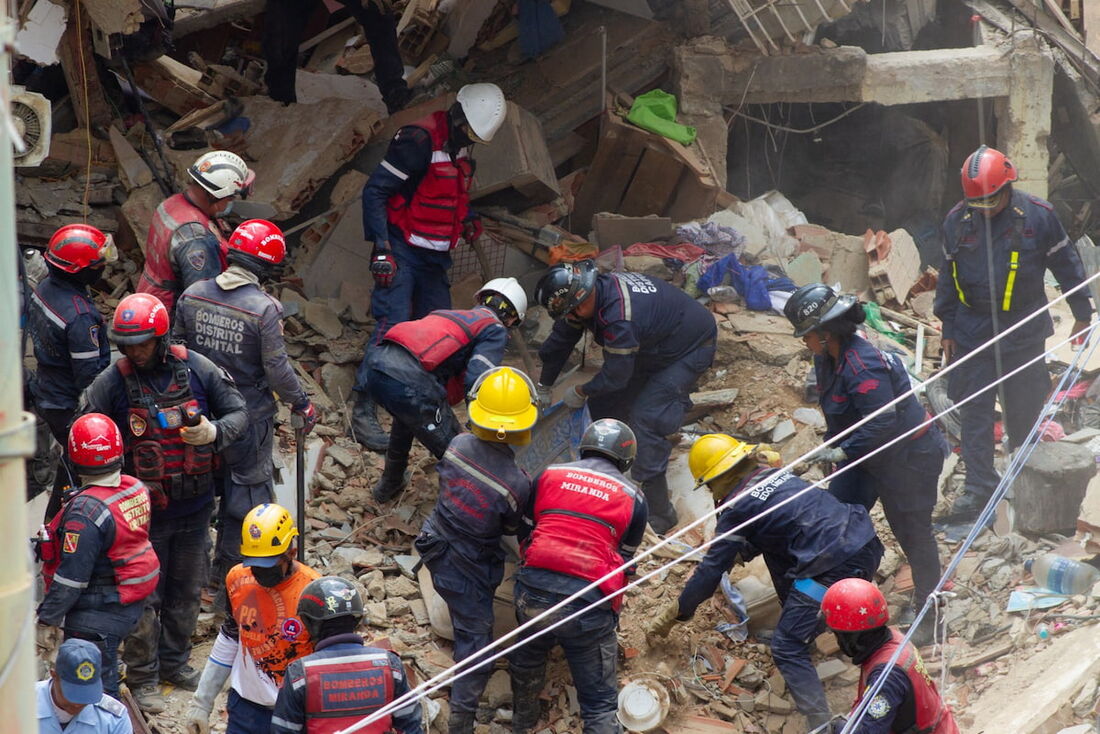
left=960, top=145, right=1017, bottom=206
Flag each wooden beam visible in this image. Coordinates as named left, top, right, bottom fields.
left=57, top=10, right=112, bottom=131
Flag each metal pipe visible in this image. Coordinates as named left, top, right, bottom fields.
left=0, top=9, right=42, bottom=731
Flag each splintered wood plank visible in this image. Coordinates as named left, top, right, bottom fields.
left=618, top=144, right=683, bottom=216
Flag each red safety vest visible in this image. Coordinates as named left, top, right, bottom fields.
left=386, top=111, right=473, bottom=252
left=116, top=345, right=215, bottom=505
left=522, top=464, right=637, bottom=612
left=856, top=629, right=960, bottom=734
left=42, top=475, right=160, bottom=605
left=303, top=649, right=396, bottom=734
left=138, top=192, right=228, bottom=312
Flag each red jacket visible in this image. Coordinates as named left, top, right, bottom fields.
left=386, top=111, right=473, bottom=252
left=138, top=192, right=227, bottom=311
left=857, top=629, right=959, bottom=734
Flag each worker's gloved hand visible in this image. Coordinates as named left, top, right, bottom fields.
left=185, top=705, right=211, bottom=734
left=805, top=445, right=846, bottom=466
left=180, top=415, right=217, bottom=446
left=292, top=401, right=318, bottom=435
left=535, top=383, right=552, bottom=410
left=370, top=247, right=398, bottom=288
left=647, top=602, right=682, bottom=638
left=463, top=217, right=484, bottom=243
left=189, top=659, right=231, bottom=734
left=564, top=385, right=587, bottom=410
left=35, top=622, right=62, bottom=660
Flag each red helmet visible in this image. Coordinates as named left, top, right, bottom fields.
left=111, top=293, right=170, bottom=345
left=228, top=219, right=286, bottom=264
left=821, top=578, right=889, bottom=632
left=68, top=413, right=124, bottom=473
left=45, top=224, right=117, bottom=273
left=961, top=145, right=1018, bottom=205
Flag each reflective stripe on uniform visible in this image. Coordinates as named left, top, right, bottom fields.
left=301, top=652, right=390, bottom=668
left=444, top=448, right=519, bottom=511
left=381, top=160, right=409, bottom=181
left=52, top=573, right=88, bottom=589
left=119, top=568, right=159, bottom=586
left=950, top=260, right=969, bottom=307
left=1049, top=236, right=1070, bottom=255
left=270, top=715, right=303, bottom=731
left=31, top=291, right=67, bottom=328
left=1002, top=250, right=1020, bottom=311
left=70, top=349, right=101, bottom=360
left=604, top=346, right=638, bottom=356
left=468, top=354, right=496, bottom=373
left=408, top=232, right=452, bottom=251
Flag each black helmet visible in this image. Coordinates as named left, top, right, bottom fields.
left=534, top=259, right=598, bottom=319
left=579, top=418, right=637, bottom=472
left=783, top=283, right=858, bottom=337
left=297, top=576, right=364, bottom=640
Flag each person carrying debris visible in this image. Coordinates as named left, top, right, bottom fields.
left=36, top=413, right=159, bottom=699
left=414, top=366, right=537, bottom=734
left=648, top=434, right=883, bottom=733
left=26, top=225, right=116, bottom=518
left=37, top=639, right=133, bottom=734
left=271, top=575, right=424, bottom=734
left=81, top=293, right=248, bottom=713
left=351, top=84, right=509, bottom=451
left=187, top=503, right=321, bottom=734
left=137, top=150, right=255, bottom=313
left=363, top=277, right=529, bottom=503
left=783, top=283, right=948, bottom=645
left=821, top=579, right=959, bottom=734
left=534, top=259, right=717, bottom=535
left=175, top=219, right=318, bottom=590
left=510, top=418, right=648, bottom=734
left=934, top=145, right=1092, bottom=522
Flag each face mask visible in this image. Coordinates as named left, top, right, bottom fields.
left=252, top=562, right=289, bottom=587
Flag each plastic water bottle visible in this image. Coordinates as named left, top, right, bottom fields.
left=707, top=286, right=738, bottom=303
left=1025, top=554, right=1100, bottom=594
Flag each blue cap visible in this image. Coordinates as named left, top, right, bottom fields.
left=56, top=639, right=103, bottom=705
left=243, top=554, right=282, bottom=568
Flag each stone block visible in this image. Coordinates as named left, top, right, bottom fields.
left=483, top=670, right=512, bottom=709
left=1013, top=441, right=1095, bottom=534
left=592, top=213, right=673, bottom=249
left=470, top=102, right=560, bottom=207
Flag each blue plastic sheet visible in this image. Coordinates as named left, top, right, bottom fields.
left=698, top=253, right=795, bottom=311
left=515, top=403, right=590, bottom=477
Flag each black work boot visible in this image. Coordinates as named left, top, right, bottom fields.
left=352, top=393, right=389, bottom=452
left=641, top=475, right=678, bottom=535
left=372, top=450, right=409, bottom=503
left=941, top=490, right=990, bottom=523
left=447, top=710, right=477, bottom=734
left=511, top=669, right=544, bottom=733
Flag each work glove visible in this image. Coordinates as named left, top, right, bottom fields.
left=370, top=247, right=398, bottom=288
left=805, top=445, right=846, bottom=466
left=180, top=415, right=217, bottom=446
left=187, top=659, right=231, bottom=734
left=463, top=217, right=484, bottom=243
left=647, top=602, right=682, bottom=638
left=35, top=622, right=62, bottom=660
left=535, top=384, right=552, bottom=410
left=292, top=401, right=318, bottom=435
left=185, top=708, right=210, bottom=734
left=563, top=385, right=587, bottom=410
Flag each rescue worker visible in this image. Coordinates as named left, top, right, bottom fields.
left=175, top=219, right=317, bottom=583
left=37, top=639, right=132, bottom=734
left=351, top=84, right=509, bottom=451
left=934, top=145, right=1092, bottom=521
left=784, top=283, right=948, bottom=645
left=510, top=418, right=648, bottom=734
left=187, top=503, right=321, bottom=734
left=821, top=579, right=960, bottom=734
left=364, top=278, right=528, bottom=502
left=648, top=434, right=883, bottom=732
left=534, top=259, right=717, bottom=534
left=82, top=292, right=248, bottom=713
left=36, top=413, right=160, bottom=698
left=271, top=576, right=424, bottom=734
left=137, top=150, right=255, bottom=312
left=414, top=366, right=537, bottom=733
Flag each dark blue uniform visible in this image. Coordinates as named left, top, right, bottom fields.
left=82, top=352, right=247, bottom=690
left=415, top=433, right=532, bottom=716
left=366, top=308, right=508, bottom=459
left=934, top=190, right=1092, bottom=500
left=37, top=491, right=144, bottom=698
left=676, top=468, right=882, bottom=727
left=26, top=273, right=110, bottom=441
left=538, top=272, right=716, bottom=520
left=816, top=334, right=947, bottom=608
left=353, top=125, right=455, bottom=398
left=271, top=634, right=422, bottom=734
left=849, top=666, right=914, bottom=734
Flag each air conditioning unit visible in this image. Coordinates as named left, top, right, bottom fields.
left=12, top=86, right=52, bottom=167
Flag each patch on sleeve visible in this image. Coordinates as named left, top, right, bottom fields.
left=187, top=250, right=207, bottom=271
left=88, top=324, right=100, bottom=348
left=855, top=378, right=880, bottom=395
left=63, top=531, right=80, bottom=554
left=867, top=694, right=891, bottom=719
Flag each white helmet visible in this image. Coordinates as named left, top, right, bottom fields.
left=456, top=83, right=507, bottom=143
left=476, top=277, right=528, bottom=324
left=188, top=150, right=255, bottom=200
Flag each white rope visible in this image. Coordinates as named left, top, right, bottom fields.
left=337, top=273, right=1100, bottom=733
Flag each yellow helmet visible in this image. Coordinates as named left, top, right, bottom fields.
left=688, top=434, right=757, bottom=501
left=241, top=503, right=299, bottom=566
left=467, top=366, right=539, bottom=445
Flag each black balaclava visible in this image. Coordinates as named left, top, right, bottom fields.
left=252, top=556, right=292, bottom=587
left=227, top=250, right=278, bottom=283
left=835, top=626, right=892, bottom=665
left=49, top=262, right=104, bottom=288
left=447, top=102, right=475, bottom=151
